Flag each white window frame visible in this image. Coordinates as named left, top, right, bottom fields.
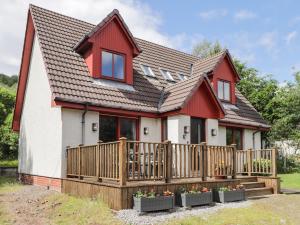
left=141, top=64, right=155, bottom=77
left=178, top=73, right=188, bottom=81
left=217, top=80, right=231, bottom=101
left=160, top=68, right=174, bottom=81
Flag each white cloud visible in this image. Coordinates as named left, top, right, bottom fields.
left=234, top=10, right=257, bottom=20
left=0, top=0, right=191, bottom=75
left=259, top=32, right=278, bottom=51
left=285, top=31, right=297, bottom=44
left=198, top=9, right=228, bottom=20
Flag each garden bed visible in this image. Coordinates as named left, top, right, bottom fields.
left=213, top=189, right=245, bottom=203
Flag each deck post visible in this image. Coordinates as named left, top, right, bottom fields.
left=66, top=146, right=70, bottom=177
left=96, top=141, right=102, bottom=181
left=231, top=144, right=237, bottom=179
left=119, top=137, right=127, bottom=186
left=78, top=144, right=83, bottom=179
left=165, top=140, right=172, bottom=183
left=247, top=149, right=252, bottom=176
left=272, top=148, right=277, bottom=177
left=201, top=142, right=207, bottom=181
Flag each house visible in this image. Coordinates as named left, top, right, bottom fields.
left=13, top=5, right=271, bottom=193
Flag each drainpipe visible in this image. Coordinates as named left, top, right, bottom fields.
left=81, top=103, right=89, bottom=145
left=252, top=129, right=260, bottom=150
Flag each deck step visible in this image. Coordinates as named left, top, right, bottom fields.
left=241, top=181, right=265, bottom=189
left=245, top=187, right=273, bottom=197
left=237, top=176, right=258, bottom=183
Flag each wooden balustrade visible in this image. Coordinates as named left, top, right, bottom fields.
left=66, top=139, right=278, bottom=186
left=126, top=141, right=168, bottom=181
left=171, top=143, right=207, bottom=179
left=236, top=148, right=277, bottom=176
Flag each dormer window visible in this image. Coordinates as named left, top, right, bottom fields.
left=160, top=69, right=174, bottom=81
left=101, top=50, right=125, bottom=80
left=178, top=73, right=188, bottom=81
left=141, top=65, right=155, bottom=77
left=218, top=80, right=230, bottom=101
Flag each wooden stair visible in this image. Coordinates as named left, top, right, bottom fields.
left=239, top=177, right=274, bottom=198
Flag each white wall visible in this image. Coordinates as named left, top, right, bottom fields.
left=18, top=35, right=63, bottom=178
left=244, top=129, right=261, bottom=150
left=167, top=115, right=190, bottom=144
left=218, top=126, right=227, bottom=146
left=140, top=117, right=161, bottom=142
left=206, top=119, right=219, bottom=145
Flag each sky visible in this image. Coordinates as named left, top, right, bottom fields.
left=0, top=0, right=299, bottom=83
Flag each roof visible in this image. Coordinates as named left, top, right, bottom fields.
left=192, top=50, right=241, bottom=81
left=159, top=74, right=225, bottom=115
left=25, top=4, right=269, bottom=129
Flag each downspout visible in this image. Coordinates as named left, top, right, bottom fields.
left=81, top=103, right=89, bottom=145
left=252, top=129, right=260, bottom=150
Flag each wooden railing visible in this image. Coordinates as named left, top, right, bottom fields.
left=126, top=141, right=168, bottom=181
left=236, top=149, right=277, bottom=176
left=66, top=139, right=277, bottom=186
left=66, top=141, right=121, bottom=182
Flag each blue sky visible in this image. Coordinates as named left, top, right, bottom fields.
left=0, top=0, right=299, bottom=83
left=142, top=0, right=300, bottom=83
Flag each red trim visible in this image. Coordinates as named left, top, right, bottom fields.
left=53, top=100, right=160, bottom=118
left=13, top=12, right=35, bottom=131
left=219, top=121, right=270, bottom=131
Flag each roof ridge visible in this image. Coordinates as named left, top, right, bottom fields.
left=195, top=49, right=228, bottom=63
left=135, top=37, right=200, bottom=60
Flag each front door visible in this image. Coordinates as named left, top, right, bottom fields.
left=190, top=117, right=206, bottom=144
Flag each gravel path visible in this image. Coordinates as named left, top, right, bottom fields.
left=0, top=185, right=56, bottom=225
left=116, top=201, right=252, bottom=225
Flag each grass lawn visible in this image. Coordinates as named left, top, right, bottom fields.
left=0, top=159, right=18, bottom=167
left=1, top=176, right=300, bottom=225
left=279, top=173, right=300, bottom=190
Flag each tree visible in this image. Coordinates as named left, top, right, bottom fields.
left=192, top=40, right=224, bottom=58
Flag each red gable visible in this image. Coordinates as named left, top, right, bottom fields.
left=180, top=78, right=225, bottom=119
left=74, top=9, right=142, bottom=85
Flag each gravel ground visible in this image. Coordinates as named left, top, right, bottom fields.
left=116, top=201, right=252, bottom=225
left=0, top=185, right=56, bottom=225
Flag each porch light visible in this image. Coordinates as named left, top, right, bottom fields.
left=211, top=129, right=217, bottom=136
left=144, top=127, right=149, bottom=135
left=184, top=126, right=189, bottom=134
left=92, top=123, right=98, bottom=132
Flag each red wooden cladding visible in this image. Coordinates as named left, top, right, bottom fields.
left=180, top=80, right=225, bottom=119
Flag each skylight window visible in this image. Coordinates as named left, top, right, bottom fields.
left=178, top=73, right=188, bottom=81
left=160, top=69, right=174, bottom=81
left=141, top=65, right=155, bottom=77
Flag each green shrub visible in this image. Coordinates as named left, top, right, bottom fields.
left=277, top=154, right=300, bottom=174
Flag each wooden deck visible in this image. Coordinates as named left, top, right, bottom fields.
left=63, top=139, right=279, bottom=210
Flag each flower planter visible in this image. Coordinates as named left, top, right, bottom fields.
left=176, top=191, right=213, bottom=207
left=133, top=195, right=175, bottom=212
left=213, top=189, right=245, bottom=203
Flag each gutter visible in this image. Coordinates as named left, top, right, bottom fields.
left=81, top=103, right=89, bottom=145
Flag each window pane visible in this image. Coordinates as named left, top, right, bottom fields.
left=161, top=69, right=174, bottom=81
left=99, top=116, right=117, bottom=142
left=226, top=128, right=233, bottom=145
left=141, top=65, right=155, bottom=77
left=218, top=81, right=224, bottom=99
left=114, top=54, right=124, bottom=79
left=120, top=118, right=136, bottom=140
left=179, top=74, right=187, bottom=81
left=224, top=82, right=230, bottom=101
left=234, top=130, right=242, bottom=150
left=102, top=51, right=112, bottom=77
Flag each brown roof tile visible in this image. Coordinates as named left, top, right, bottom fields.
left=28, top=4, right=269, bottom=128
